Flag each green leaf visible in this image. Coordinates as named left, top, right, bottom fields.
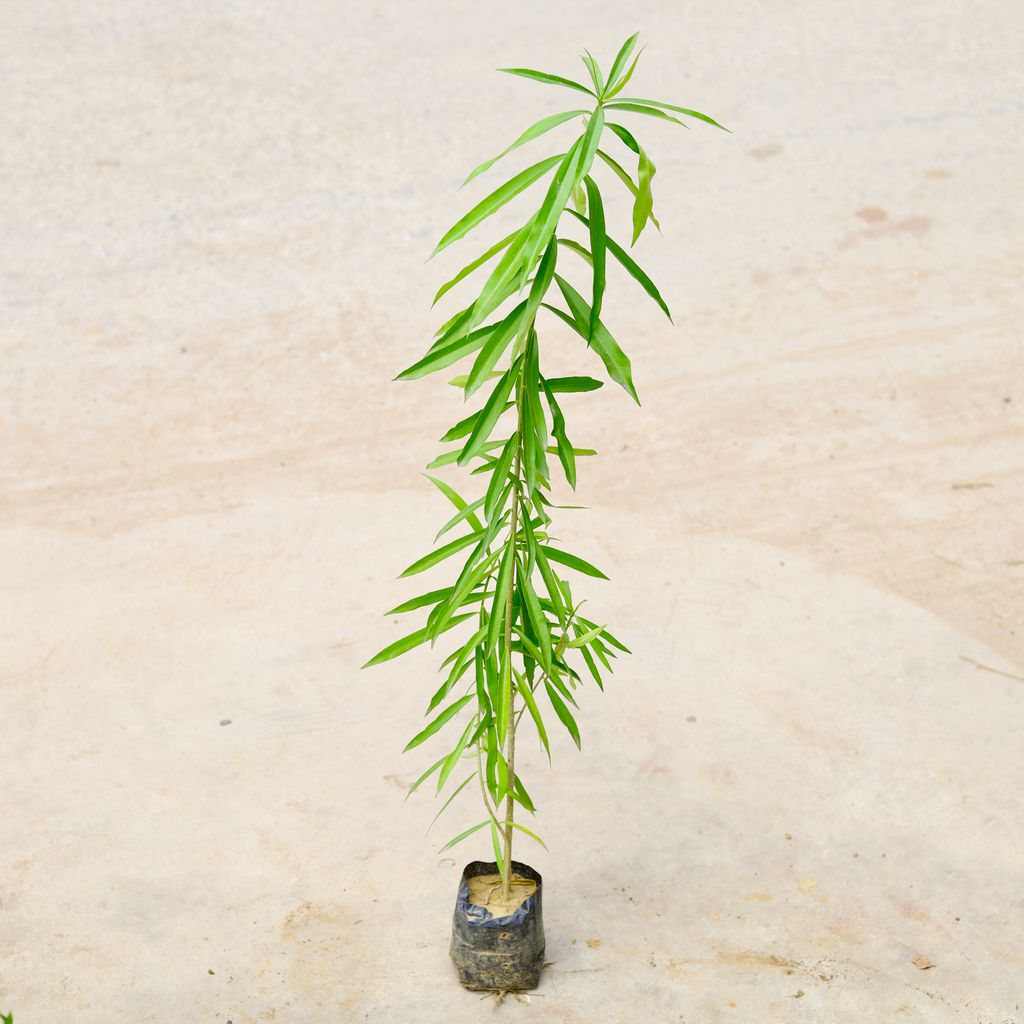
left=395, top=322, right=493, bottom=381
left=566, top=622, right=606, bottom=648
left=615, top=97, right=730, bottom=131
left=437, top=718, right=476, bottom=792
left=604, top=101, right=687, bottom=127
left=567, top=209, right=671, bottom=319
left=499, top=67, right=596, bottom=97
left=520, top=569, right=552, bottom=672
left=435, top=496, right=486, bottom=542
left=604, top=32, right=639, bottom=96
left=404, top=753, right=448, bottom=801
left=545, top=680, right=582, bottom=748
left=438, top=818, right=489, bottom=853
left=551, top=275, right=639, bottom=404
left=511, top=775, right=536, bottom=813
left=516, top=676, right=550, bottom=759
left=605, top=121, right=640, bottom=154
left=594, top=149, right=661, bottom=235
left=540, top=543, right=609, bottom=579
left=429, top=770, right=477, bottom=826
left=487, top=541, right=515, bottom=655
left=489, top=816, right=506, bottom=883
left=399, top=529, right=484, bottom=577
left=504, top=818, right=548, bottom=850
left=518, top=137, right=586, bottom=285
left=440, top=404, right=511, bottom=444
left=605, top=50, right=642, bottom=101
left=541, top=378, right=575, bottom=489
left=386, top=586, right=453, bottom=615
left=583, top=176, right=606, bottom=340
left=485, top=436, right=517, bottom=521
left=432, top=229, right=518, bottom=306
left=545, top=375, right=603, bottom=393
left=632, top=142, right=656, bottom=245
left=580, top=51, right=604, bottom=95
left=458, top=356, right=520, bottom=465
left=464, top=299, right=526, bottom=398
left=576, top=105, right=605, bottom=181
left=556, top=237, right=592, bottom=265
left=464, top=109, right=587, bottom=185
left=426, top=438, right=507, bottom=469
left=404, top=693, right=475, bottom=752
left=448, top=370, right=502, bottom=389
left=431, top=154, right=565, bottom=258
left=363, top=613, right=473, bottom=668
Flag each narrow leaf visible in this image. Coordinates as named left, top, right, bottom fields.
left=540, top=543, right=609, bottom=579
left=362, top=613, right=473, bottom=668
left=552, top=275, right=639, bottom=403
left=464, top=110, right=586, bottom=185
left=432, top=154, right=565, bottom=258
left=499, top=67, right=596, bottom=97
left=615, top=97, right=730, bottom=131
left=583, top=175, right=606, bottom=340
left=432, top=230, right=518, bottom=306
left=545, top=680, right=582, bottom=748
left=458, top=356, right=520, bottom=465
left=604, top=33, right=639, bottom=96
left=545, top=375, right=603, bottom=393
left=404, top=694, right=475, bottom=752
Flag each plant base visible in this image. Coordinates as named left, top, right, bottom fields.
left=450, top=860, right=545, bottom=991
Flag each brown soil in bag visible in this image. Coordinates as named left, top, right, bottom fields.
left=467, top=872, right=537, bottom=917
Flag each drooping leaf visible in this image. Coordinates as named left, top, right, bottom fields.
left=551, top=275, right=639, bottom=403
left=464, top=109, right=587, bottom=185
left=632, top=143, right=656, bottom=245
left=499, top=67, right=596, bottom=97
left=604, top=101, right=688, bottom=127
left=545, top=680, right=582, bottom=748
left=567, top=209, right=671, bottom=319
left=516, top=676, right=550, bottom=759
left=615, top=97, right=730, bottom=131
left=519, top=569, right=552, bottom=672
left=541, top=378, right=575, bottom=489
left=583, top=176, right=606, bottom=340
left=431, top=154, right=565, bottom=258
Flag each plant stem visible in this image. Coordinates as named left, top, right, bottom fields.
left=500, top=353, right=527, bottom=901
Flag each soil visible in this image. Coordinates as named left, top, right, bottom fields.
left=467, top=873, right=538, bottom=917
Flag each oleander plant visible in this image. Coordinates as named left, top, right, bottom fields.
left=365, top=33, right=726, bottom=902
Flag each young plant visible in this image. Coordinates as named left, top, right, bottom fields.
left=365, top=34, right=727, bottom=900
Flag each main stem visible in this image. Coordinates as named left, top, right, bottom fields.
left=500, top=358, right=526, bottom=902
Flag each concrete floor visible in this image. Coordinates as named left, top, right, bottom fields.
left=2, top=1, right=1022, bottom=1021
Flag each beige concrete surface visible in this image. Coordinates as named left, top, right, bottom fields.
left=2, top=1, right=1022, bottom=1021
